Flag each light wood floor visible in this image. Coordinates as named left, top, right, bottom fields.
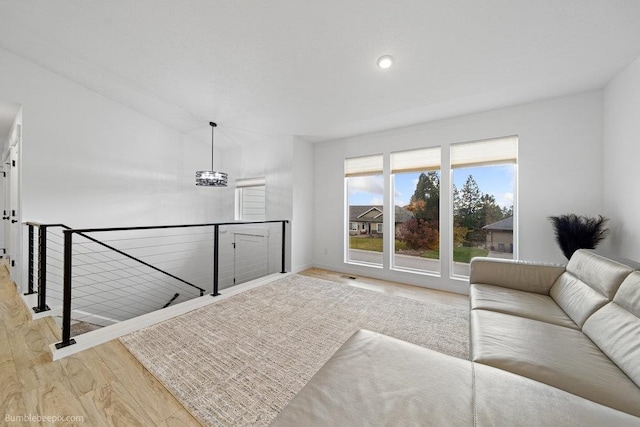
left=0, top=266, right=201, bottom=427
left=0, top=266, right=467, bottom=426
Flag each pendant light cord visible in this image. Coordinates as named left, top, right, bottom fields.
left=210, top=122, right=217, bottom=170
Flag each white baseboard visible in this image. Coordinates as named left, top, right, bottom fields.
left=291, top=262, right=313, bottom=273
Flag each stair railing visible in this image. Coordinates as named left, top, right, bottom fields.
left=51, top=219, right=288, bottom=349
left=27, top=222, right=210, bottom=315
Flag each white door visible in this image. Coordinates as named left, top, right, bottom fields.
left=233, top=233, right=268, bottom=285
left=1, top=156, right=8, bottom=259
left=7, top=129, right=20, bottom=283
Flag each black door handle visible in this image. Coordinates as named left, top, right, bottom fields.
left=11, top=220, right=17, bottom=223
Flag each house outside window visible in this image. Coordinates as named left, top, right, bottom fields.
left=349, top=222, right=358, bottom=233
left=343, top=137, right=517, bottom=281
left=345, top=154, right=383, bottom=266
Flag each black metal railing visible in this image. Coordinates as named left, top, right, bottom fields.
left=28, top=220, right=289, bottom=349
left=27, top=223, right=70, bottom=313
left=27, top=222, right=210, bottom=315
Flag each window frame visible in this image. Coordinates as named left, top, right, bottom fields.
left=234, top=177, right=266, bottom=221
left=344, top=154, right=384, bottom=267
left=449, top=136, right=518, bottom=280
left=390, top=146, right=442, bottom=276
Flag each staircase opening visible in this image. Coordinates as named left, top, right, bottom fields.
left=24, top=219, right=289, bottom=358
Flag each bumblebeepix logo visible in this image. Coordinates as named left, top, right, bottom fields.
left=5, top=414, right=85, bottom=424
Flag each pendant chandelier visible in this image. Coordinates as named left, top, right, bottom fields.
left=196, top=122, right=228, bottom=187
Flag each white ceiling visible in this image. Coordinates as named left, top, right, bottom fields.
left=1, top=1, right=640, bottom=143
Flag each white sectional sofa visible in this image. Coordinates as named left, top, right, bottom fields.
left=470, top=249, right=640, bottom=418
left=272, top=250, right=640, bottom=426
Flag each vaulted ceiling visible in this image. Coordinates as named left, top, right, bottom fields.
left=2, top=1, right=640, bottom=143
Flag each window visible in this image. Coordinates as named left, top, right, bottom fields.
left=345, top=154, right=383, bottom=266
left=376, top=223, right=383, bottom=233
left=391, top=147, right=441, bottom=274
left=235, top=177, right=266, bottom=221
left=451, top=136, right=517, bottom=278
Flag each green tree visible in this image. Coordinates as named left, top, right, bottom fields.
left=457, top=175, right=482, bottom=229
left=478, top=194, right=504, bottom=227
left=453, top=225, right=468, bottom=247
left=410, top=172, right=440, bottom=221
left=452, top=184, right=460, bottom=217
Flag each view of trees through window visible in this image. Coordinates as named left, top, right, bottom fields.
left=345, top=137, right=516, bottom=278
left=452, top=164, right=515, bottom=276
left=393, top=171, right=440, bottom=274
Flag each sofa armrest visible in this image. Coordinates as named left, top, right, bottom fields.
left=470, top=258, right=565, bottom=295
left=271, top=330, right=474, bottom=427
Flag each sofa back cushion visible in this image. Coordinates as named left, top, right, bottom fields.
left=583, top=272, right=640, bottom=389
left=550, top=250, right=633, bottom=328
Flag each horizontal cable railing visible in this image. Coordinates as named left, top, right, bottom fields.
left=26, top=220, right=289, bottom=349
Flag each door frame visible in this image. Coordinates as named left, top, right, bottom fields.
left=4, top=123, right=22, bottom=287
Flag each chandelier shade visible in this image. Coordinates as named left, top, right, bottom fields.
left=196, top=170, right=228, bottom=186
left=196, top=122, right=228, bottom=187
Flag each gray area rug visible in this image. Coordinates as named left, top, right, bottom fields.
left=120, top=274, right=469, bottom=426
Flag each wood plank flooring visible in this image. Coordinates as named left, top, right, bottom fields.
left=0, top=266, right=201, bottom=427
left=1, top=265, right=468, bottom=426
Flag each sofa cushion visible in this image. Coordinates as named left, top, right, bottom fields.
left=564, top=249, right=633, bottom=299
left=471, top=309, right=640, bottom=417
left=614, top=271, right=640, bottom=317
left=470, top=283, right=578, bottom=329
left=550, top=273, right=609, bottom=327
left=470, top=258, right=565, bottom=294
left=271, top=329, right=474, bottom=427
left=550, top=250, right=633, bottom=327
left=583, top=272, right=640, bottom=389
left=474, top=362, right=640, bottom=426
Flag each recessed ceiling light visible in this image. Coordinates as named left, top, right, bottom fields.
left=377, top=55, right=394, bottom=69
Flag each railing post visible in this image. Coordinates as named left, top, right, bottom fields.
left=33, top=225, right=50, bottom=312
left=211, top=224, right=220, bottom=296
left=281, top=220, right=287, bottom=273
left=25, top=224, right=36, bottom=295
left=55, top=230, right=76, bottom=349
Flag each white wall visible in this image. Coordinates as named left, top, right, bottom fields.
left=1, top=48, right=309, bottom=307
left=0, top=48, right=227, bottom=231
left=218, top=130, right=295, bottom=274
left=216, top=133, right=314, bottom=274
left=312, top=91, right=604, bottom=294
left=603, top=54, right=640, bottom=258
left=291, top=137, right=314, bottom=272
left=220, top=130, right=294, bottom=222
left=0, top=48, right=306, bottom=322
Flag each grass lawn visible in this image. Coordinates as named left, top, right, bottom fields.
left=453, top=247, right=489, bottom=263
left=349, top=236, right=408, bottom=252
left=349, top=236, right=489, bottom=263
left=349, top=236, right=385, bottom=251
left=419, top=247, right=489, bottom=263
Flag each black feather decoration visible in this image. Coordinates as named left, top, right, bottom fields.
left=548, top=214, right=610, bottom=260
